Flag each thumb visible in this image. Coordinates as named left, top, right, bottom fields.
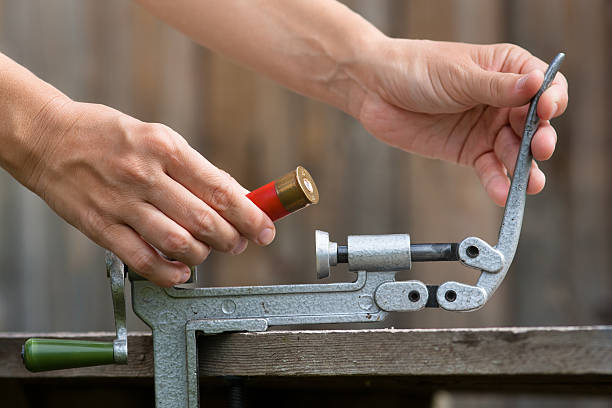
left=470, top=69, right=544, bottom=107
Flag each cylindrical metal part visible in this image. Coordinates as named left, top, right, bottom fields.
left=337, top=245, right=348, bottom=263
left=347, top=234, right=411, bottom=272
left=315, top=230, right=333, bottom=279
left=247, top=166, right=319, bottom=221
left=410, top=243, right=459, bottom=262
left=334, top=243, right=458, bottom=264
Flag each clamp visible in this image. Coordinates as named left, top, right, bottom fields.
left=22, top=53, right=565, bottom=407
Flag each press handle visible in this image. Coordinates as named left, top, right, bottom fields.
left=22, top=338, right=115, bottom=372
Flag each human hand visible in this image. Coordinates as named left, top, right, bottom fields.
left=352, top=40, right=568, bottom=206
left=19, top=100, right=275, bottom=287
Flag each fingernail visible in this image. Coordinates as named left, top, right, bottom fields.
left=516, top=74, right=530, bottom=90
left=231, top=237, right=248, bottom=255
left=182, top=269, right=191, bottom=283
left=257, top=228, right=275, bottom=246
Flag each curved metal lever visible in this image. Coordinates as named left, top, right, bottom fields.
left=106, top=251, right=128, bottom=363
left=439, top=52, right=566, bottom=311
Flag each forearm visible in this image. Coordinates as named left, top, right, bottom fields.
left=135, top=0, right=385, bottom=115
left=0, top=52, right=69, bottom=189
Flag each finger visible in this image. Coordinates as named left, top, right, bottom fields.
left=122, top=202, right=210, bottom=266
left=537, top=83, right=568, bottom=120
left=531, top=123, right=557, bottom=161
left=165, top=145, right=275, bottom=246
left=100, top=223, right=191, bottom=287
left=527, top=161, right=546, bottom=195
left=509, top=105, right=529, bottom=136
left=494, top=126, right=546, bottom=194
left=518, top=59, right=568, bottom=119
left=509, top=109, right=556, bottom=161
left=519, top=58, right=569, bottom=91
left=494, top=126, right=521, bottom=176
left=149, top=175, right=248, bottom=254
left=474, top=151, right=510, bottom=207
left=471, top=68, right=544, bottom=108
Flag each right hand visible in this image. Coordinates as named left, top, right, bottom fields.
left=20, top=99, right=275, bottom=287
left=352, top=41, right=568, bottom=206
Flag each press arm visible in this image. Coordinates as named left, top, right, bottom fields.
left=315, top=53, right=566, bottom=312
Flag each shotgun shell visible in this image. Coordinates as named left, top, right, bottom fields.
left=247, top=166, right=319, bottom=221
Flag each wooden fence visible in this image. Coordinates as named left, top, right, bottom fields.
left=0, top=1, right=610, bottom=407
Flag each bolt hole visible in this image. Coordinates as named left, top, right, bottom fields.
left=466, top=245, right=479, bottom=258
left=408, top=290, right=420, bottom=303
left=445, top=290, right=457, bottom=303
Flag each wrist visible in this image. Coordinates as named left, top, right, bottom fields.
left=316, top=12, right=390, bottom=118
left=341, top=35, right=416, bottom=120
left=0, top=85, right=72, bottom=192
left=0, top=54, right=75, bottom=193
left=348, top=38, right=434, bottom=120
left=337, top=27, right=390, bottom=118
left=251, top=1, right=389, bottom=119
left=20, top=94, right=77, bottom=192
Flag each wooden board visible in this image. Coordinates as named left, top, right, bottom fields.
left=2, top=326, right=611, bottom=394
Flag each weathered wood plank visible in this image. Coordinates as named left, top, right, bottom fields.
left=2, top=326, right=611, bottom=394
left=198, top=326, right=612, bottom=378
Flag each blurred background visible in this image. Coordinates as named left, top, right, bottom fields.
left=0, top=1, right=610, bottom=407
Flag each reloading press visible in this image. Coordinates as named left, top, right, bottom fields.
left=22, top=53, right=566, bottom=408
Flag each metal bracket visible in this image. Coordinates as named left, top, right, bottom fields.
left=105, top=251, right=128, bottom=364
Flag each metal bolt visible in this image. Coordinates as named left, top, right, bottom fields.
left=226, top=376, right=246, bottom=408
left=445, top=290, right=457, bottom=302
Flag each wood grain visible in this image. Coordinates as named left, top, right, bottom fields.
left=2, top=326, right=611, bottom=394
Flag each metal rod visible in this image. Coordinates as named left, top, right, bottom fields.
left=335, top=243, right=459, bottom=263
left=337, top=245, right=348, bottom=263
left=411, top=243, right=459, bottom=262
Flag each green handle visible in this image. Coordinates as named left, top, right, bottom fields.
left=22, top=338, right=115, bottom=372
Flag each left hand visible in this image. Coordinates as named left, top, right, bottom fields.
left=351, top=40, right=569, bottom=206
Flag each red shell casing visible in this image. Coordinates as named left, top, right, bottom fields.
left=246, top=181, right=290, bottom=221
